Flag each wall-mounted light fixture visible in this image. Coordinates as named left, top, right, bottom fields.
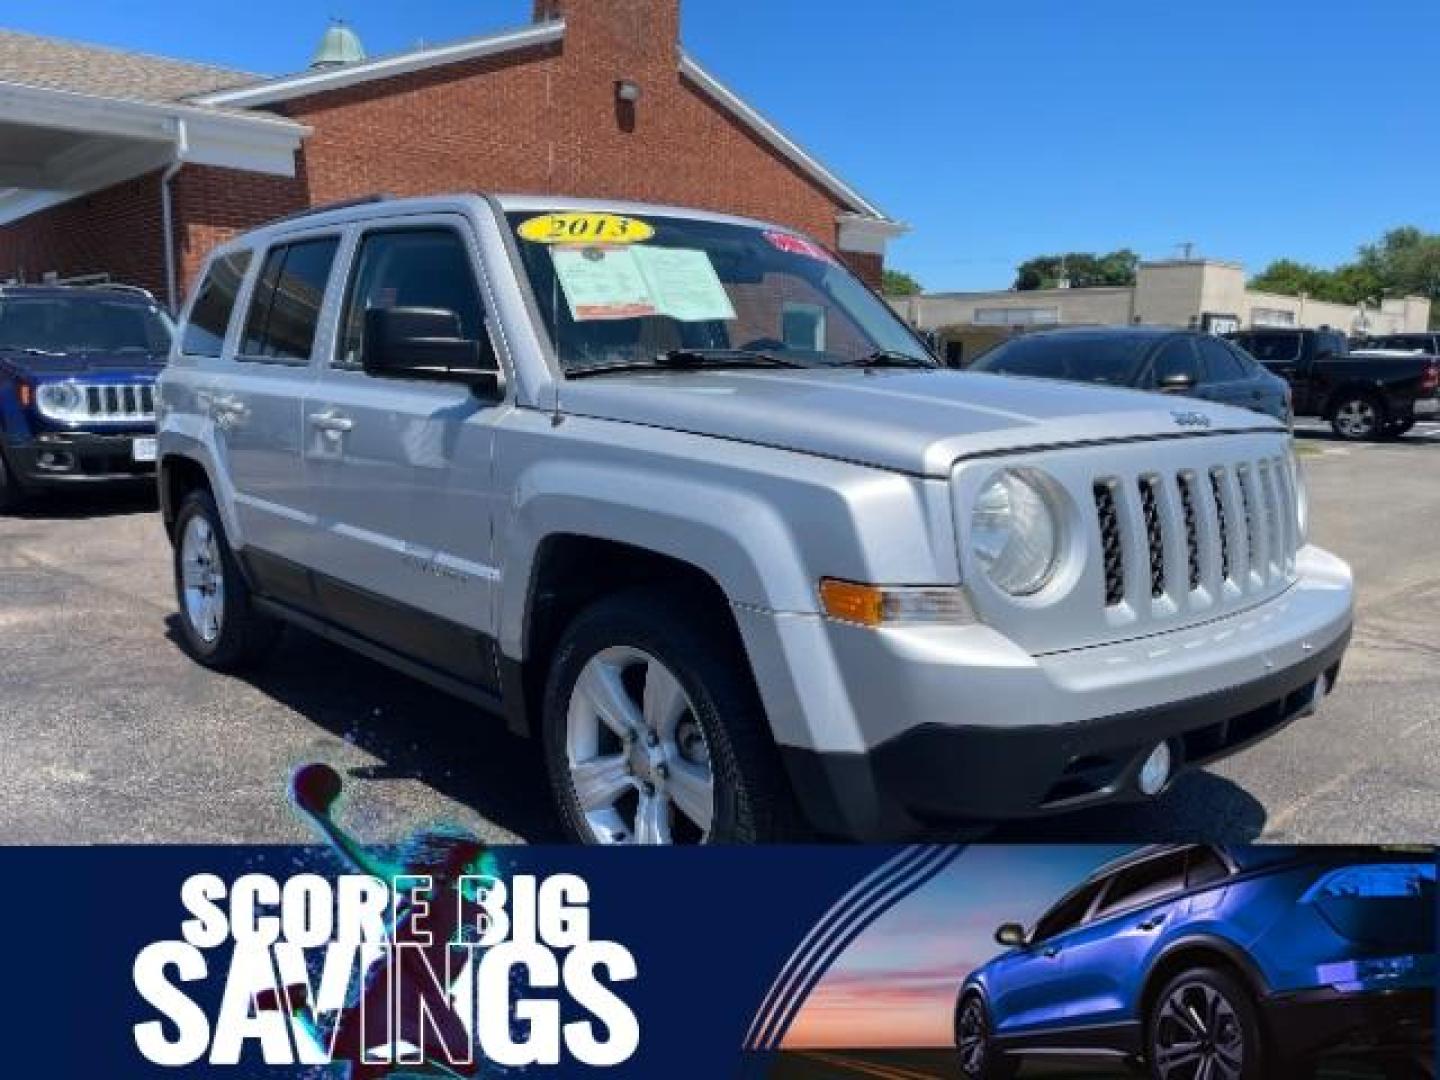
left=615, top=79, right=642, bottom=104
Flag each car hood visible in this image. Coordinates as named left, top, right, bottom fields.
left=0, top=350, right=166, bottom=380
left=558, top=368, right=1282, bottom=477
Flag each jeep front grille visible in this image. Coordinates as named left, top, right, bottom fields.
left=84, top=383, right=155, bottom=420
left=1093, top=481, right=1125, bottom=606
left=39, top=382, right=156, bottom=424
left=1092, top=454, right=1299, bottom=610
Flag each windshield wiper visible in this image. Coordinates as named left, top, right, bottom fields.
left=836, top=349, right=935, bottom=369
left=568, top=348, right=810, bottom=378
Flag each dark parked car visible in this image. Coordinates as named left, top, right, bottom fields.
left=0, top=284, right=171, bottom=511
left=956, top=844, right=1435, bottom=1080
left=971, top=327, right=1292, bottom=424
left=1227, top=328, right=1440, bottom=440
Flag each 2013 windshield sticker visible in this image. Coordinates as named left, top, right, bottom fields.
left=518, top=212, right=655, bottom=245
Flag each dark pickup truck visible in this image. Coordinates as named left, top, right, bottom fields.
left=1228, top=327, right=1440, bottom=439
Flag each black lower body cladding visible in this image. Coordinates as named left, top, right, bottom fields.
left=780, top=628, right=1350, bottom=839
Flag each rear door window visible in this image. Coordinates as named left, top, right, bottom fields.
left=1198, top=336, right=1248, bottom=382
left=239, top=237, right=340, bottom=364
left=1094, top=851, right=1188, bottom=917
left=182, top=250, right=251, bottom=357
left=1242, top=332, right=1301, bottom=365
left=1185, top=847, right=1231, bottom=889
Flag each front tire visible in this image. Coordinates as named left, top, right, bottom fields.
left=171, top=489, right=280, bottom=671
left=955, top=994, right=1016, bottom=1080
left=541, top=587, right=793, bottom=845
left=1330, top=393, right=1384, bottom=440
left=0, top=445, right=25, bottom=513
left=1147, top=967, right=1263, bottom=1080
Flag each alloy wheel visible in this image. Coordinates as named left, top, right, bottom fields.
left=1153, top=979, right=1245, bottom=1080
left=1335, top=399, right=1377, bottom=438
left=957, top=997, right=987, bottom=1076
left=180, top=514, right=226, bottom=644
left=564, top=646, right=714, bottom=844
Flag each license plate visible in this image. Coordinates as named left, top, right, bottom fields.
left=1414, top=398, right=1439, bottom=416
left=132, top=437, right=157, bottom=463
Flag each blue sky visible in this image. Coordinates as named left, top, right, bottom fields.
left=8, top=1, right=1436, bottom=291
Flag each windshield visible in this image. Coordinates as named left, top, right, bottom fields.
left=0, top=295, right=173, bottom=356
left=972, top=333, right=1154, bottom=385
left=504, top=209, right=931, bottom=373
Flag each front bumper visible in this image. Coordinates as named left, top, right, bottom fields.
left=4, top=430, right=157, bottom=488
left=742, top=546, right=1353, bottom=838
left=1263, top=987, right=1435, bottom=1062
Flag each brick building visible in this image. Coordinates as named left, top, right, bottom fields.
left=0, top=0, right=901, bottom=310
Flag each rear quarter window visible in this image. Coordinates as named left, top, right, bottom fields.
left=182, top=251, right=252, bottom=357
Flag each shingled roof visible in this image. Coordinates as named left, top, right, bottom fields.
left=0, top=28, right=259, bottom=103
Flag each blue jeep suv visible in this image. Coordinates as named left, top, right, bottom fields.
left=0, top=284, right=172, bottom=510
left=957, top=844, right=1435, bottom=1079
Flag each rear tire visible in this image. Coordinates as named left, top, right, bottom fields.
left=541, top=586, right=795, bottom=845
left=171, top=489, right=280, bottom=671
left=955, top=993, right=1016, bottom=1080
left=1146, top=967, right=1264, bottom=1080
left=1330, top=393, right=1384, bottom=440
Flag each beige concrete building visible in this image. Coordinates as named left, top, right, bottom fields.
left=892, top=259, right=1432, bottom=342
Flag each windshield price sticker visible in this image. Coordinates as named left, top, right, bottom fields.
left=552, top=246, right=736, bottom=324
left=518, top=212, right=655, bottom=245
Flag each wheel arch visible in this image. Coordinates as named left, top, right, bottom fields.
left=503, top=530, right=761, bottom=738
left=158, top=451, right=216, bottom=538
left=1321, top=380, right=1388, bottom=421
left=1139, top=934, right=1271, bottom=1029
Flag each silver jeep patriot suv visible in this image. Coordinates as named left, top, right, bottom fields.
left=157, top=194, right=1354, bottom=844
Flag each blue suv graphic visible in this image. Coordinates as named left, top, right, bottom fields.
left=957, top=845, right=1435, bottom=1079
left=0, top=284, right=171, bottom=511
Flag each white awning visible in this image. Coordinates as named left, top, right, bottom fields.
left=0, top=80, right=308, bottom=224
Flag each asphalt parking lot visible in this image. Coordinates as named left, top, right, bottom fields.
left=0, top=421, right=1437, bottom=847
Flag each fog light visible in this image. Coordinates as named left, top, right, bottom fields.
left=1138, top=742, right=1172, bottom=796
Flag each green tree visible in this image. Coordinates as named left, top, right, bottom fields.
left=1014, top=249, right=1138, bottom=290
left=882, top=269, right=923, bottom=296
left=1252, top=226, right=1440, bottom=329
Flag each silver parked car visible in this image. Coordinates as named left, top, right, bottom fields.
left=156, top=194, right=1354, bottom=844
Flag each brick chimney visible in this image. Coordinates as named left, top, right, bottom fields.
left=534, top=0, right=680, bottom=76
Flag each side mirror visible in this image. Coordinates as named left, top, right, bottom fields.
left=995, top=923, right=1028, bottom=948
left=1157, top=372, right=1196, bottom=393
left=362, top=306, right=503, bottom=398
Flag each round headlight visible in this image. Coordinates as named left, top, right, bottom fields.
left=37, top=382, right=81, bottom=414
left=971, top=469, right=1061, bottom=596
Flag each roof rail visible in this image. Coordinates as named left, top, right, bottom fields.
left=83, top=283, right=157, bottom=301
left=269, top=193, right=394, bottom=226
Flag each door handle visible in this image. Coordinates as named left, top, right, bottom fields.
left=1042, top=946, right=1060, bottom=958
left=308, top=411, right=354, bottom=434
left=1137, top=915, right=1167, bottom=932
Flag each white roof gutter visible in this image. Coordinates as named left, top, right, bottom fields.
left=193, top=21, right=565, bottom=109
